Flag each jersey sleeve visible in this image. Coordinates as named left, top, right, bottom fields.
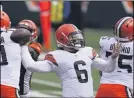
left=99, top=36, right=110, bottom=48
left=21, top=46, right=55, bottom=73
left=91, top=56, right=116, bottom=72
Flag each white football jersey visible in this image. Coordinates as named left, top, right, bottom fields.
left=1, top=29, right=21, bottom=89
left=99, top=36, right=133, bottom=90
left=48, top=47, right=94, bottom=97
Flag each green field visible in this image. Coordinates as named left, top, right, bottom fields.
left=31, top=28, right=113, bottom=97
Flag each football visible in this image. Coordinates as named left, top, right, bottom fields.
left=10, top=28, right=32, bottom=45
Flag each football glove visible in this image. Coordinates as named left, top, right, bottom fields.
left=28, top=42, right=42, bottom=54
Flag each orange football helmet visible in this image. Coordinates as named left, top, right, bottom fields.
left=114, top=17, right=134, bottom=41
left=56, top=24, right=85, bottom=50
left=0, top=10, right=10, bottom=31
left=17, top=19, right=38, bottom=41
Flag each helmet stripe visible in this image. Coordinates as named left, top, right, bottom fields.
left=117, top=17, right=131, bottom=37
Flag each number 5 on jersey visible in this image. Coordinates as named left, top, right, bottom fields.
left=106, top=51, right=132, bottom=73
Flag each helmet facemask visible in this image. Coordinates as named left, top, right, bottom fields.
left=57, top=31, right=85, bottom=52
left=67, top=31, right=85, bottom=50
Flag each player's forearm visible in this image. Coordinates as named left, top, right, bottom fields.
left=92, top=57, right=116, bottom=72
left=21, top=46, right=53, bottom=73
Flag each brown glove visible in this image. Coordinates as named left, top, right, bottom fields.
left=28, top=42, right=42, bottom=54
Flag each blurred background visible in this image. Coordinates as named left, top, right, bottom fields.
left=1, top=1, right=133, bottom=97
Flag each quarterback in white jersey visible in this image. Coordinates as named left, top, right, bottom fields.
left=96, top=17, right=133, bottom=98
left=0, top=8, right=37, bottom=98
left=22, top=24, right=121, bottom=97
left=1, top=28, right=37, bottom=98
left=0, top=9, right=20, bottom=98
left=1, top=29, right=21, bottom=96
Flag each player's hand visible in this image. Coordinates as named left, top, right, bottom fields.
left=28, top=42, right=42, bottom=54
left=111, top=41, right=121, bottom=59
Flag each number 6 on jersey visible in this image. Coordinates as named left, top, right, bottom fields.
left=74, top=60, right=88, bottom=83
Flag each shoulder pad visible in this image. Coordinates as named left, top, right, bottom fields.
left=100, top=36, right=110, bottom=40
left=48, top=50, right=62, bottom=56
left=99, top=36, right=111, bottom=47
left=78, top=46, right=93, bottom=55
left=81, top=47, right=98, bottom=60
left=80, top=46, right=93, bottom=53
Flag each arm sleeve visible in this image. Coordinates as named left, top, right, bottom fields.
left=21, top=46, right=55, bottom=73
left=91, top=57, right=116, bottom=72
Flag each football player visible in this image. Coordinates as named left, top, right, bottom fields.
left=21, top=24, right=121, bottom=97
left=95, top=17, right=133, bottom=98
left=0, top=8, right=40, bottom=98
left=16, top=19, right=42, bottom=97
left=0, top=9, right=24, bottom=98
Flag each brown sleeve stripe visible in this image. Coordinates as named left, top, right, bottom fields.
left=44, top=54, right=58, bottom=66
